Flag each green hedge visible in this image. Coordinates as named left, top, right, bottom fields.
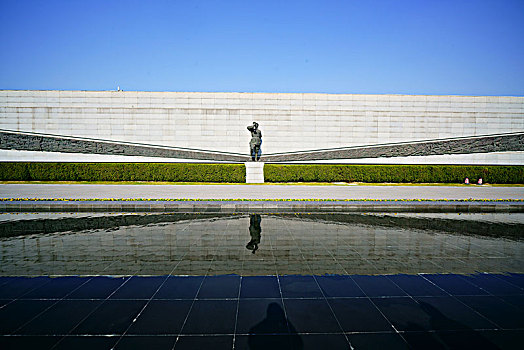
left=0, top=163, right=245, bottom=182
left=0, top=163, right=522, bottom=184
left=264, top=164, right=524, bottom=184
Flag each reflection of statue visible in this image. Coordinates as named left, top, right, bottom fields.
left=248, top=303, right=303, bottom=349
left=247, top=122, right=262, bottom=161
left=246, top=214, right=262, bottom=253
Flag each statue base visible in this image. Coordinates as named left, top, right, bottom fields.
left=245, top=162, right=264, bottom=183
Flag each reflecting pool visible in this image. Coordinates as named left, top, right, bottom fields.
left=1, top=213, right=522, bottom=276
left=0, top=213, right=523, bottom=349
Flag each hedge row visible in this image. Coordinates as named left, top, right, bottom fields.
left=0, top=163, right=245, bottom=182
left=264, top=164, right=524, bottom=184
left=0, top=163, right=522, bottom=184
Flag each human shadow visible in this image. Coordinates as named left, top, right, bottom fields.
left=246, top=214, right=262, bottom=254
left=403, top=301, right=499, bottom=349
left=248, top=302, right=303, bottom=350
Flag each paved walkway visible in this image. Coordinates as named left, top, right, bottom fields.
left=1, top=184, right=523, bottom=200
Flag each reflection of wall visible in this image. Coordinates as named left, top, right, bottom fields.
left=2, top=212, right=521, bottom=240
left=0, top=213, right=233, bottom=238
left=1, top=90, right=523, bottom=163
left=281, top=213, right=524, bottom=240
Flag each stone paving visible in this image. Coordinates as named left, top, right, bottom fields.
left=1, top=184, right=523, bottom=200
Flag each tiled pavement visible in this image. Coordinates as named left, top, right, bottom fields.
left=0, top=273, right=523, bottom=350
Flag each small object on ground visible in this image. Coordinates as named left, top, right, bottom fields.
left=464, top=177, right=470, bottom=185
left=477, top=178, right=483, bottom=185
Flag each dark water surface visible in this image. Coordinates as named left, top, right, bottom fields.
left=0, top=213, right=523, bottom=349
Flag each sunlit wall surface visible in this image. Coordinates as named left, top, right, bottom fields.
left=0, top=90, right=523, bottom=164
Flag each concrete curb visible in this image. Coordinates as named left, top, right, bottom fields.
left=1, top=200, right=523, bottom=213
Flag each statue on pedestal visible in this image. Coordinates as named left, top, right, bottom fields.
left=247, top=122, right=262, bottom=161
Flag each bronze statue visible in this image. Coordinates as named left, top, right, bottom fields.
left=247, top=122, right=262, bottom=161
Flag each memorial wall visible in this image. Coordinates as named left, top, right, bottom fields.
left=0, top=90, right=523, bottom=164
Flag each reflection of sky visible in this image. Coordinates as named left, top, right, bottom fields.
left=0, top=213, right=522, bottom=276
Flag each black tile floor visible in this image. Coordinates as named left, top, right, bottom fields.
left=0, top=273, right=523, bottom=349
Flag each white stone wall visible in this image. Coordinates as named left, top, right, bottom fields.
left=1, top=90, right=523, bottom=164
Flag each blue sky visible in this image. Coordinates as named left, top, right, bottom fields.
left=1, top=0, right=523, bottom=95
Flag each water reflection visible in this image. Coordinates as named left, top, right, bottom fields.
left=1, top=212, right=522, bottom=241
left=284, top=213, right=524, bottom=241
left=0, top=213, right=232, bottom=238
left=0, top=213, right=522, bottom=276
left=248, top=303, right=302, bottom=350
left=246, top=214, right=262, bottom=254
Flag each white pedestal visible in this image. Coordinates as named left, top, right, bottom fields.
left=245, top=162, right=264, bottom=183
